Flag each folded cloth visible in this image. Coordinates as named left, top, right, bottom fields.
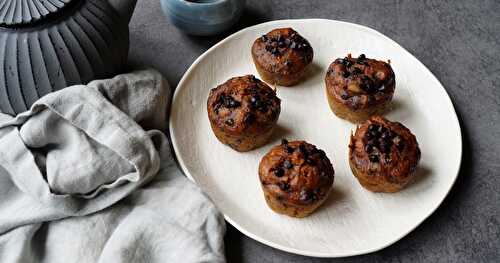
left=0, top=69, right=225, bottom=263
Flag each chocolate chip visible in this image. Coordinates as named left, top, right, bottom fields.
left=340, top=90, right=350, bottom=100
left=365, top=131, right=374, bottom=140
left=370, top=129, right=380, bottom=138
left=381, top=131, right=392, bottom=139
left=352, top=67, right=362, bottom=74
left=223, top=96, right=241, bottom=108
left=305, top=158, right=315, bottom=165
left=261, top=35, right=268, bottom=41
left=283, top=159, right=293, bottom=169
left=284, top=145, right=294, bottom=153
left=273, top=168, right=284, bottom=177
left=368, top=124, right=379, bottom=132
left=345, top=60, right=353, bottom=67
left=379, top=141, right=391, bottom=153
left=284, top=60, right=292, bottom=67
left=343, top=71, right=350, bottom=78
left=360, top=76, right=376, bottom=93
left=365, top=144, right=374, bottom=153
left=244, top=113, right=255, bottom=124
left=271, top=47, right=280, bottom=55
left=281, top=139, right=288, bottom=145
left=225, top=118, right=234, bottom=126
left=358, top=54, right=366, bottom=61
left=298, top=144, right=308, bottom=156
left=279, top=182, right=290, bottom=191
left=299, top=190, right=316, bottom=202
left=369, top=155, right=379, bottom=162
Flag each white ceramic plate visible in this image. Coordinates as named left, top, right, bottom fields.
left=169, top=19, right=462, bottom=257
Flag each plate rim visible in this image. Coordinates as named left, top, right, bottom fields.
left=169, top=18, right=463, bottom=258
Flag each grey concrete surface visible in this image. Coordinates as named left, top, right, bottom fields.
left=128, top=1, right=500, bottom=262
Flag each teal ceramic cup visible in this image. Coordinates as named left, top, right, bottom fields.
left=160, top=0, right=245, bottom=36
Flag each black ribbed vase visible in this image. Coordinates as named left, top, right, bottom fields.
left=0, top=0, right=136, bottom=115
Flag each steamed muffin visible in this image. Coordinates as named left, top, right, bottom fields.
left=325, top=54, right=395, bottom=123
left=252, top=28, right=313, bottom=86
left=207, top=75, right=281, bottom=151
left=259, top=139, right=334, bottom=217
left=349, top=116, right=421, bottom=193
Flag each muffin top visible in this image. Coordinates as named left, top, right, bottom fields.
left=252, top=28, right=314, bottom=75
left=259, top=140, right=334, bottom=206
left=325, top=54, right=395, bottom=110
left=349, top=116, right=420, bottom=178
left=207, top=75, right=281, bottom=134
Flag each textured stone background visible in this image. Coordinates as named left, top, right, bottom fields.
left=128, top=1, right=500, bottom=262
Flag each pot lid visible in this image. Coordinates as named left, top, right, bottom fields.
left=0, top=0, right=74, bottom=27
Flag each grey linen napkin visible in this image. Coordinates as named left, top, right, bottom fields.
left=0, top=69, right=225, bottom=263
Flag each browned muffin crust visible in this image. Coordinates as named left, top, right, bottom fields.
left=325, top=54, right=395, bottom=123
left=252, top=28, right=314, bottom=86
left=259, top=140, right=334, bottom=217
left=207, top=75, right=281, bottom=151
left=349, top=116, right=420, bottom=193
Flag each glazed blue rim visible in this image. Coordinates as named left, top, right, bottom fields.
left=163, top=0, right=243, bottom=25
left=182, top=0, right=226, bottom=4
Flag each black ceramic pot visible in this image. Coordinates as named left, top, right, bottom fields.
left=0, top=0, right=137, bottom=115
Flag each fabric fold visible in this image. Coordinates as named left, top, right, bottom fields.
left=0, top=69, right=225, bottom=263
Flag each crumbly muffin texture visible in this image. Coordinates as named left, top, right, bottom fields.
left=325, top=54, right=395, bottom=122
left=259, top=140, right=334, bottom=217
left=207, top=75, right=281, bottom=151
left=252, top=28, right=314, bottom=86
left=349, top=116, right=420, bottom=192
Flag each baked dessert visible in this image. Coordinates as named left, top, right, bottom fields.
left=349, top=116, right=420, bottom=193
left=251, top=28, right=314, bottom=86
left=325, top=54, right=395, bottom=123
left=258, top=139, right=334, bottom=217
left=207, top=75, right=281, bottom=152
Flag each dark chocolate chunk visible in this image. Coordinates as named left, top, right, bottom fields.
left=340, top=90, right=350, bottom=100
left=225, top=118, right=234, bottom=126
left=283, top=159, right=293, bottom=169
left=281, top=138, right=289, bottom=145
left=223, top=96, right=241, bottom=108
left=274, top=168, right=284, bottom=177
left=298, top=144, right=308, bottom=156
left=369, top=155, right=379, bottom=162
left=244, top=113, right=255, bottom=124
left=379, top=141, right=391, bottom=153
left=358, top=54, right=366, bottom=61
left=279, top=182, right=290, bottom=191
left=365, top=144, right=374, bottom=153
left=368, top=124, right=379, bottom=132
left=343, top=71, right=350, bottom=78
left=299, top=190, right=318, bottom=203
